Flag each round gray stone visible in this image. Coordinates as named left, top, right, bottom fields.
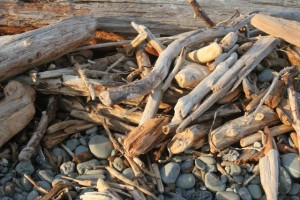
left=279, top=166, right=292, bottom=194
left=79, top=137, right=88, bottom=146
left=233, top=175, right=244, bottom=184
left=225, top=164, right=241, bottom=176
left=204, top=172, right=226, bottom=192
left=13, top=193, right=26, bottom=200
left=282, top=153, right=300, bottom=178
left=60, top=161, right=75, bottom=175
left=198, top=156, right=216, bottom=165
left=36, top=181, right=51, bottom=191
left=122, top=168, right=135, bottom=179
left=88, top=135, right=113, bottom=159
left=160, top=162, right=180, bottom=184
left=85, top=127, right=98, bottom=135
left=175, top=173, right=195, bottom=189
left=37, top=170, right=54, bottom=184
left=26, top=190, right=39, bottom=200
left=195, top=158, right=206, bottom=170
left=247, top=184, right=262, bottom=199
left=289, top=183, right=300, bottom=195
left=65, top=138, right=79, bottom=151
left=238, top=187, right=252, bottom=200
left=258, top=69, right=273, bottom=82
left=113, top=157, right=126, bottom=172
left=15, top=161, right=34, bottom=176
left=180, top=159, right=193, bottom=172
left=74, top=145, right=89, bottom=156
left=216, top=191, right=240, bottom=200
left=77, top=159, right=100, bottom=174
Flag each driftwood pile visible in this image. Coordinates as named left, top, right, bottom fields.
left=1, top=8, right=300, bottom=200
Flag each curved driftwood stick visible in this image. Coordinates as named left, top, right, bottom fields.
left=98, top=15, right=253, bottom=106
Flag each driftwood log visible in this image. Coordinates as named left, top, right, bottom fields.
left=209, top=106, right=279, bottom=152
left=0, top=15, right=96, bottom=82
left=0, top=81, right=36, bottom=147
left=1, top=1, right=300, bottom=35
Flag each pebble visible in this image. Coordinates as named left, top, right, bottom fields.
left=222, top=150, right=240, bottom=162
left=249, top=176, right=260, bottom=185
left=13, top=193, right=26, bottom=200
left=65, top=138, right=79, bottom=151
left=238, top=187, right=252, bottom=200
left=195, top=158, right=206, bottom=170
left=180, top=159, right=194, bottom=172
left=278, top=166, right=292, bottom=194
left=84, top=169, right=106, bottom=175
left=207, top=164, right=217, bottom=172
left=281, top=153, right=300, bottom=178
left=175, top=173, right=195, bottom=189
left=15, top=161, right=35, bottom=176
left=291, top=196, right=300, bottom=200
left=247, top=184, right=262, bottom=199
left=85, top=127, right=98, bottom=135
left=113, top=157, right=126, bottom=172
left=74, top=145, right=89, bottom=155
left=36, top=181, right=52, bottom=191
left=158, top=194, right=165, bottom=200
left=122, top=168, right=135, bottom=179
left=79, top=137, right=88, bottom=146
left=258, top=69, right=273, bottom=82
left=164, top=192, right=186, bottom=200
left=60, top=161, right=75, bottom=175
left=37, top=170, right=54, bottom=184
left=220, top=175, right=228, bottom=183
left=26, top=190, right=39, bottom=200
left=77, top=159, right=100, bottom=174
left=198, top=156, right=217, bottom=165
left=51, top=178, right=70, bottom=186
left=200, top=144, right=210, bottom=153
left=52, top=148, right=70, bottom=161
left=193, top=190, right=212, bottom=200
left=225, top=164, right=241, bottom=176
left=76, top=174, right=105, bottom=182
left=216, top=191, right=240, bottom=200
left=182, top=188, right=195, bottom=199
left=233, top=175, right=244, bottom=185
left=88, top=135, right=113, bottom=159
left=160, top=162, right=181, bottom=184
left=3, top=182, right=15, bottom=197
left=0, top=173, right=13, bottom=185
left=20, top=177, right=33, bottom=192
left=289, top=183, right=300, bottom=195
left=204, top=172, right=226, bottom=192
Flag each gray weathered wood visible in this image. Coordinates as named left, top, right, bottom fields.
left=0, top=15, right=96, bottom=82
left=1, top=0, right=300, bottom=35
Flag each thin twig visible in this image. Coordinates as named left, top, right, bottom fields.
left=18, top=96, right=57, bottom=161
left=105, top=166, right=158, bottom=200
left=71, top=56, right=96, bottom=100
left=105, top=55, right=125, bottom=72
left=187, top=0, right=215, bottom=28
left=24, top=174, right=49, bottom=194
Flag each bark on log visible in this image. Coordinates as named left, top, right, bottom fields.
left=0, top=81, right=36, bottom=148
left=0, top=15, right=96, bottom=82
left=1, top=1, right=300, bottom=35
left=209, top=105, right=279, bottom=152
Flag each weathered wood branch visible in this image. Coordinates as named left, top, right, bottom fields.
left=99, top=15, right=252, bottom=106
left=0, top=15, right=96, bottom=82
